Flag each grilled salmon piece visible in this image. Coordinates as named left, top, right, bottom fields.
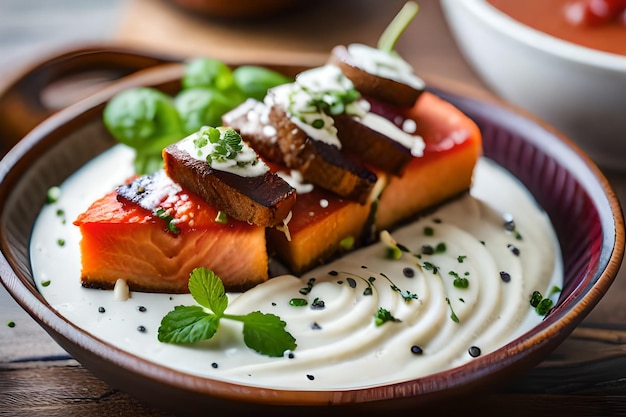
left=267, top=164, right=382, bottom=274
left=374, top=91, right=482, bottom=230
left=74, top=176, right=268, bottom=293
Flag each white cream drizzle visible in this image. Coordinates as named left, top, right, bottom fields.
left=30, top=145, right=562, bottom=390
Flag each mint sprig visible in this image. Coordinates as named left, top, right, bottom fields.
left=158, top=268, right=297, bottom=357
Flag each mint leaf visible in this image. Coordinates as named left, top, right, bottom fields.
left=158, top=267, right=297, bottom=357
left=238, top=311, right=297, bottom=357
left=188, top=268, right=228, bottom=316
left=158, top=305, right=219, bottom=343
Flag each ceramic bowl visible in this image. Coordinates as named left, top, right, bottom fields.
left=0, top=61, right=623, bottom=416
left=440, top=0, right=626, bottom=171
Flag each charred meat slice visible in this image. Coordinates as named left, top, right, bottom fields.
left=333, top=112, right=415, bottom=176
left=225, top=100, right=378, bottom=205
left=270, top=104, right=377, bottom=204
left=162, top=129, right=296, bottom=227
left=328, top=44, right=423, bottom=108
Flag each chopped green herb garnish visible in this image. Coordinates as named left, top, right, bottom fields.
left=46, top=186, right=61, bottom=204
left=7, top=320, right=15, bottom=328
left=374, top=307, right=401, bottom=326
left=56, top=239, right=65, bottom=247
left=158, top=268, right=296, bottom=357
left=422, top=261, right=438, bottom=274
left=154, top=207, right=180, bottom=234
left=390, top=283, right=419, bottom=302
left=449, top=271, right=469, bottom=289
left=200, top=127, right=244, bottom=165
left=457, top=255, right=467, bottom=263
left=379, top=272, right=418, bottom=302
left=529, top=286, right=562, bottom=316
left=312, top=119, right=325, bottom=129
left=289, top=298, right=308, bottom=307
left=214, top=211, right=228, bottom=224
left=536, top=298, right=554, bottom=316
left=423, top=226, right=434, bottom=236
left=340, top=236, right=355, bottom=250
left=386, top=246, right=403, bottom=260
left=446, top=297, right=459, bottom=323
left=41, top=280, right=51, bottom=287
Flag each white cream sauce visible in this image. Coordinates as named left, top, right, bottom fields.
left=30, top=145, right=562, bottom=390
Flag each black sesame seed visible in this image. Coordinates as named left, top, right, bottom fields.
left=421, top=244, right=434, bottom=255
left=311, top=298, right=325, bottom=310
left=137, top=325, right=146, bottom=333
left=137, top=305, right=147, bottom=312
left=468, top=346, right=481, bottom=358
left=507, top=243, right=520, bottom=256
left=500, top=271, right=511, bottom=282
left=271, top=302, right=277, bottom=306
left=98, top=306, right=106, bottom=314
left=311, top=322, right=322, bottom=330
left=211, top=362, right=219, bottom=368
left=410, top=345, right=423, bottom=355
left=346, top=277, right=357, bottom=288
left=361, top=265, right=368, bottom=269
left=403, top=267, right=415, bottom=278
left=288, top=352, right=295, bottom=359
left=328, top=270, right=338, bottom=276
left=306, top=374, right=315, bottom=381
left=503, top=216, right=516, bottom=232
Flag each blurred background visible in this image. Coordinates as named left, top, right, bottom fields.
left=0, top=0, right=483, bottom=85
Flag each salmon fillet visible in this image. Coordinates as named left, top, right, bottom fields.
left=74, top=183, right=268, bottom=293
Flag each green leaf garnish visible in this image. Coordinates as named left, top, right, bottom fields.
left=199, top=127, right=245, bottom=165
left=377, top=1, right=419, bottom=52
left=374, top=307, right=401, bottom=326
left=158, top=268, right=297, bottom=357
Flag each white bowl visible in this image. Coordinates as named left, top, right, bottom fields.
left=440, top=0, right=626, bottom=171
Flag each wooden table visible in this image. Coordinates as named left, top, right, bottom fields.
left=1, top=1, right=625, bottom=415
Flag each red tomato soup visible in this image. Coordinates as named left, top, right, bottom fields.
left=487, top=0, right=626, bottom=56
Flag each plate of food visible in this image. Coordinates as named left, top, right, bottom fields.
left=0, top=3, right=623, bottom=416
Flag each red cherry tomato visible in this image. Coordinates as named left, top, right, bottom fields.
left=564, top=0, right=626, bottom=26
